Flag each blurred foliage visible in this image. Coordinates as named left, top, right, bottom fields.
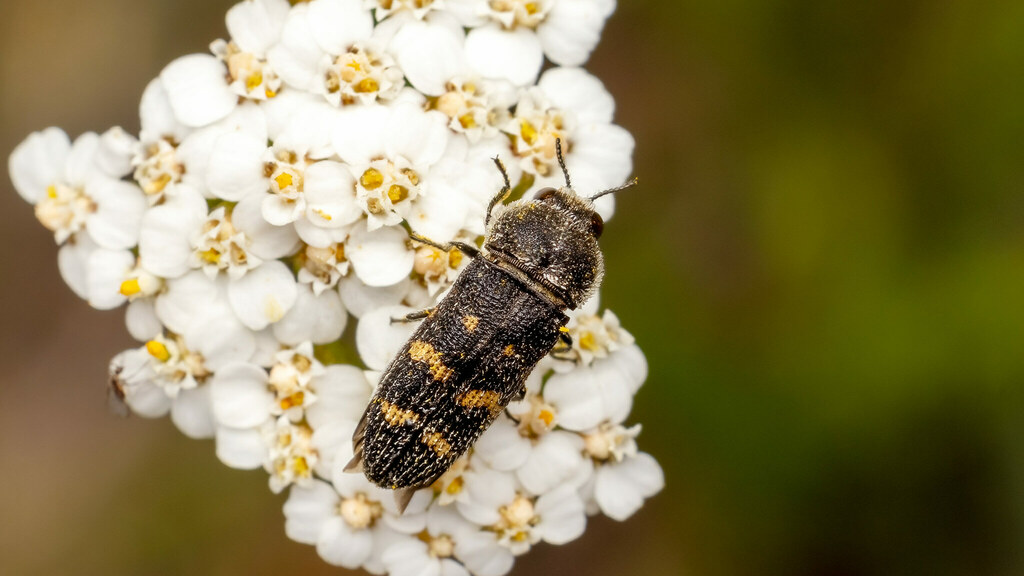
left=3, top=1, right=1024, bottom=575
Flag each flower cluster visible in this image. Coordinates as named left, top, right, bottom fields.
left=8, top=0, right=662, bottom=574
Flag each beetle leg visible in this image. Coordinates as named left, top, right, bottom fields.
left=391, top=308, right=435, bottom=324
left=408, top=231, right=480, bottom=259
left=485, top=156, right=512, bottom=227
left=550, top=330, right=575, bottom=360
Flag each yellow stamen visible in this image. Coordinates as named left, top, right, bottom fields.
left=245, top=72, right=263, bottom=92
left=274, top=172, right=294, bottom=190
left=448, top=249, right=463, bottom=269
left=520, top=120, right=538, bottom=145
left=387, top=185, right=408, bottom=204
left=199, top=249, right=221, bottom=264
left=579, top=332, right=597, bottom=351
left=360, top=168, right=384, bottom=190
left=119, top=278, right=142, bottom=297
left=146, top=340, right=171, bottom=362
left=538, top=409, right=555, bottom=427
left=354, top=77, right=379, bottom=93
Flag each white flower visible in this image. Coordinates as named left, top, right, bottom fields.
left=430, top=77, right=515, bottom=143
left=332, top=102, right=450, bottom=230
left=267, top=0, right=376, bottom=96
left=587, top=451, right=664, bottom=522
left=264, top=415, right=319, bottom=492
left=211, top=0, right=291, bottom=101
left=139, top=185, right=299, bottom=286
left=297, top=242, right=350, bottom=294
left=382, top=505, right=513, bottom=576
left=558, top=308, right=634, bottom=366
left=457, top=467, right=585, bottom=555
left=10, top=129, right=146, bottom=248
left=109, top=342, right=218, bottom=439
left=465, top=0, right=616, bottom=85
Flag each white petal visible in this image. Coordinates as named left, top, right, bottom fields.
left=610, top=343, right=647, bottom=394
left=591, top=354, right=635, bottom=425
left=138, top=185, right=208, bottom=278
left=316, top=517, right=373, bottom=568
left=273, top=284, right=348, bottom=345
left=266, top=5, right=324, bottom=91
left=355, top=305, right=417, bottom=371
left=86, top=249, right=134, bottom=310
left=154, top=271, right=219, bottom=334
left=187, top=308, right=257, bottom=370
left=456, top=467, right=515, bottom=526
left=275, top=100, right=338, bottom=160
left=262, top=194, right=302, bottom=226
left=206, top=131, right=268, bottom=201
left=171, top=385, right=216, bottom=439
left=543, top=367, right=606, bottom=431
left=312, top=419, right=357, bottom=477
left=96, top=126, right=138, bottom=178
left=534, top=485, right=586, bottom=544
left=536, top=0, right=615, bottom=67
left=210, top=362, right=272, bottom=428
left=386, top=105, right=449, bottom=168
left=233, top=194, right=301, bottom=258
left=306, top=365, right=371, bottom=427
left=538, top=67, right=614, bottom=125
left=465, top=25, right=542, bottom=86
left=139, top=79, right=190, bottom=142
left=85, top=179, right=147, bottom=250
left=347, top=223, right=415, bottom=287
left=455, top=530, right=513, bottom=576
left=226, top=0, right=290, bottom=55
left=594, top=452, right=664, bottom=521
left=304, top=160, right=361, bottom=227
left=57, top=236, right=96, bottom=300
left=382, top=540, right=438, bottom=576
left=331, top=105, right=390, bottom=166
left=440, top=560, right=471, bottom=576
left=284, top=479, right=340, bottom=545
left=215, top=426, right=267, bottom=469
left=473, top=416, right=531, bottom=471
left=338, top=275, right=410, bottom=318
left=390, top=15, right=466, bottom=96
left=127, top=381, right=173, bottom=418
left=61, top=133, right=101, bottom=186
left=160, top=54, right=238, bottom=128
left=228, top=260, right=299, bottom=330
left=516, top=431, right=585, bottom=495
left=8, top=127, right=69, bottom=203
left=294, top=217, right=351, bottom=248
left=565, top=123, right=635, bottom=220
left=126, top=299, right=163, bottom=341
left=307, top=0, right=374, bottom=54
left=407, top=179, right=468, bottom=244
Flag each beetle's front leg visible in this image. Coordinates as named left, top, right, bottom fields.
left=390, top=308, right=435, bottom=324
left=408, top=231, right=479, bottom=259
left=550, top=328, right=575, bottom=360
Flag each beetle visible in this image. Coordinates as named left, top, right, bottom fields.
left=346, top=140, right=636, bottom=511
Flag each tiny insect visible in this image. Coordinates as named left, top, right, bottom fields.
left=347, top=140, right=636, bottom=511
left=107, top=361, right=131, bottom=418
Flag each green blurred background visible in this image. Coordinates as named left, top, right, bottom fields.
left=3, top=1, right=1024, bottom=574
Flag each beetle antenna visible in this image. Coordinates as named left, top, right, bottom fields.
left=555, top=138, right=571, bottom=189
left=589, top=177, right=639, bottom=201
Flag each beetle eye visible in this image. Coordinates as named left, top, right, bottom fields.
left=534, top=187, right=557, bottom=201
left=590, top=212, right=604, bottom=239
